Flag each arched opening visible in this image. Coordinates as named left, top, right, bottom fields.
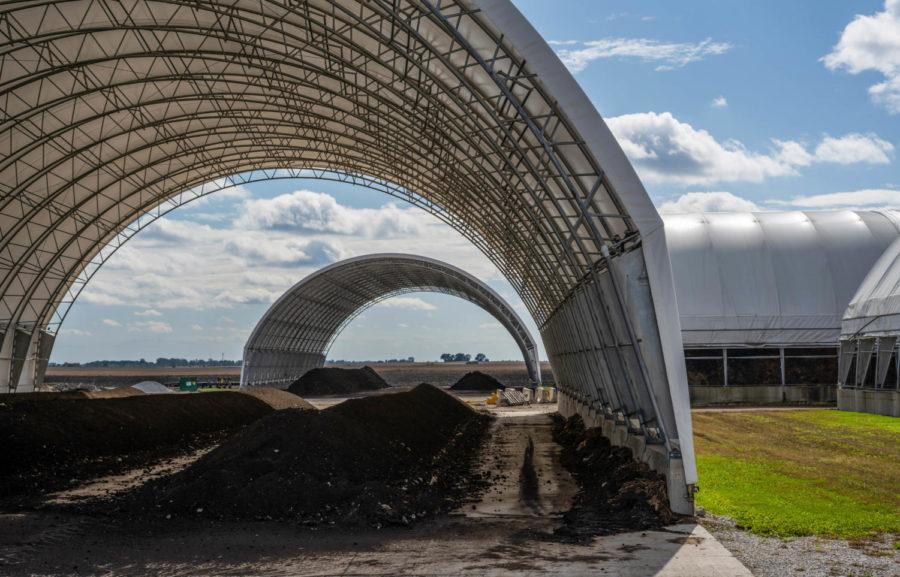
left=0, top=0, right=696, bottom=512
left=240, top=253, right=541, bottom=388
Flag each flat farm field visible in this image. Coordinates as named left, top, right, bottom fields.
left=44, top=361, right=554, bottom=389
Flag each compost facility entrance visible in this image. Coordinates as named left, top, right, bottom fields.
left=0, top=0, right=695, bottom=513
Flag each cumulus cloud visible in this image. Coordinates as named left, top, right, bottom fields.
left=606, top=112, right=895, bottom=186
left=180, top=178, right=252, bottom=206
left=133, top=309, right=162, bottom=317
left=768, top=188, right=900, bottom=209
left=555, top=37, right=731, bottom=73
left=373, top=297, right=437, bottom=311
left=711, top=96, right=728, bottom=109
left=139, top=218, right=217, bottom=243
left=812, top=133, right=894, bottom=165
left=128, top=320, right=173, bottom=334
left=101, top=318, right=121, bottom=327
left=224, top=237, right=344, bottom=267
left=823, top=0, right=900, bottom=113
left=657, top=192, right=761, bottom=214
left=75, top=190, right=508, bottom=318
left=236, top=190, right=423, bottom=237
left=191, top=324, right=203, bottom=331
left=607, top=112, right=797, bottom=185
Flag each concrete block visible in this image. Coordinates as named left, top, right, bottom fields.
left=625, top=434, right=646, bottom=457
left=610, top=424, right=629, bottom=446
left=837, top=388, right=900, bottom=417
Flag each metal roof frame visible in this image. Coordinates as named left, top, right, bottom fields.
left=0, top=0, right=696, bottom=512
left=240, top=253, right=542, bottom=387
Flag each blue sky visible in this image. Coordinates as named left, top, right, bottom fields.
left=52, top=0, right=900, bottom=363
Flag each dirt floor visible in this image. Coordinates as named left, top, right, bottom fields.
left=0, top=402, right=749, bottom=576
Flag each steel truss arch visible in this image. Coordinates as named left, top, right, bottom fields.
left=0, top=0, right=696, bottom=513
left=240, top=253, right=542, bottom=388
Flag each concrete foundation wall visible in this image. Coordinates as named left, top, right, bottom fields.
left=689, top=385, right=836, bottom=406
left=837, top=388, right=900, bottom=417
left=557, top=392, right=694, bottom=516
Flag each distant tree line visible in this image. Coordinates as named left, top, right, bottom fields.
left=49, top=357, right=243, bottom=368
left=440, top=353, right=488, bottom=362
left=328, top=357, right=415, bottom=364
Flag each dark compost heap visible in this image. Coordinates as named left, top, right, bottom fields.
left=124, top=384, right=493, bottom=527
left=551, top=414, right=679, bottom=542
left=448, top=370, right=505, bottom=392
left=0, top=392, right=273, bottom=502
left=288, top=365, right=390, bottom=396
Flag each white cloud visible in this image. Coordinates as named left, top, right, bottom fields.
left=768, top=188, right=900, bottom=209
left=478, top=322, right=501, bottom=330
left=812, top=133, right=893, bottom=165
left=711, top=96, right=728, bottom=109
left=823, top=1, right=900, bottom=113
left=133, top=309, right=162, bottom=317
left=180, top=179, right=252, bottom=206
left=129, top=320, right=173, bottom=334
left=59, top=328, right=92, bottom=337
left=657, top=192, right=761, bottom=214
left=236, top=190, right=423, bottom=238
left=555, top=37, right=731, bottom=73
left=76, top=190, right=507, bottom=315
left=373, top=297, right=437, bottom=311
left=607, top=112, right=895, bottom=186
left=607, top=112, right=798, bottom=185
left=224, top=237, right=344, bottom=267
left=191, top=324, right=203, bottom=331
left=100, top=318, right=121, bottom=327
left=79, top=291, right=125, bottom=306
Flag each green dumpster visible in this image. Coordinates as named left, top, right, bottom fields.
left=179, top=377, right=198, bottom=392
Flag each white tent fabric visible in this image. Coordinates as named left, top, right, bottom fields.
left=842, top=236, right=900, bottom=338
left=664, top=210, right=900, bottom=347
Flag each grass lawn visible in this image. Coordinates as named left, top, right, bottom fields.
left=692, top=409, right=900, bottom=539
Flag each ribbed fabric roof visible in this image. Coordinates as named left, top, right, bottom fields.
left=664, top=210, right=900, bottom=346
left=843, top=236, right=900, bottom=338
left=242, top=253, right=539, bottom=385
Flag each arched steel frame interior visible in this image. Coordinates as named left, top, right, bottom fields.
left=240, top=253, right=542, bottom=388
left=0, top=0, right=695, bottom=512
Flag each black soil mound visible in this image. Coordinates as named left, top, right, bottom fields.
left=551, top=414, right=678, bottom=542
left=288, top=365, right=390, bottom=396
left=124, top=384, right=493, bottom=527
left=0, top=392, right=273, bottom=502
left=449, top=371, right=505, bottom=391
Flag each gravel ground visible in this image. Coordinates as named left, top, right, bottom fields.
left=702, top=514, right=898, bottom=577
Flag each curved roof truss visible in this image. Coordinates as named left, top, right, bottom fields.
left=240, top=253, right=541, bottom=388
left=0, top=0, right=696, bottom=511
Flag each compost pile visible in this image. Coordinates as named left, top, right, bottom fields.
left=0, top=392, right=273, bottom=502
left=288, top=365, right=390, bottom=396
left=551, top=414, right=678, bottom=542
left=240, top=387, right=316, bottom=410
left=124, top=384, right=493, bottom=527
left=448, top=371, right=505, bottom=392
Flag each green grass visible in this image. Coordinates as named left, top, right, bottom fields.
left=693, top=409, right=900, bottom=539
